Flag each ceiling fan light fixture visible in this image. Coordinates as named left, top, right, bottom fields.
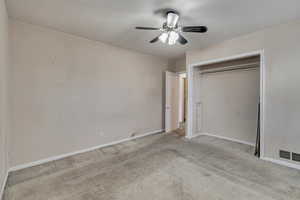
left=168, top=31, right=179, bottom=45
left=159, top=31, right=179, bottom=45
left=159, top=32, right=168, bottom=43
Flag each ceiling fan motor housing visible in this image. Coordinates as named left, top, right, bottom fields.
left=162, top=22, right=178, bottom=31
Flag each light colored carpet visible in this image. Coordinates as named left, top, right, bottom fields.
left=3, top=132, right=300, bottom=200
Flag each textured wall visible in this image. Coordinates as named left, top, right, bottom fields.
left=168, top=57, right=186, bottom=72
left=199, top=68, right=260, bottom=144
left=0, top=0, right=9, bottom=197
left=10, top=20, right=168, bottom=167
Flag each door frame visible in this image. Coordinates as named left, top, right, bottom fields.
left=186, top=50, right=266, bottom=158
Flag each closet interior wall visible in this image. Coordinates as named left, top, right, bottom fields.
left=193, top=56, right=260, bottom=146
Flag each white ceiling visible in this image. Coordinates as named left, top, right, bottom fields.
left=7, top=0, right=300, bottom=59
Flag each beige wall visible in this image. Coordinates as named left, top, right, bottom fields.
left=168, top=56, right=186, bottom=72
left=199, top=68, right=260, bottom=145
left=0, top=0, right=9, bottom=196
left=10, top=20, right=168, bottom=167
left=187, top=19, right=300, bottom=164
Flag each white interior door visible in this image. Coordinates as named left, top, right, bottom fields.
left=165, top=71, right=179, bottom=132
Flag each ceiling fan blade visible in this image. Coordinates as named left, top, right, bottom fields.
left=136, top=27, right=160, bottom=30
left=182, top=26, right=207, bottom=33
left=150, top=36, right=160, bottom=43
left=167, top=12, right=179, bottom=28
left=178, top=34, right=188, bottom=45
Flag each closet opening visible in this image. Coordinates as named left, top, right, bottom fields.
left=187, top=51, right=264, bottom=157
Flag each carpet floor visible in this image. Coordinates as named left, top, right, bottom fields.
left=3, top=132, right=300, bottom=200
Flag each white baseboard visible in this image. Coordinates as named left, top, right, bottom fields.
left=188, top=133, right=300, bottom=171
left=185, top=132, right=204, bottom=140
left=261, top=157, right=300, bottom=170
left=0, top=170, right=9, bottom=200
left=9, top=129, right=164, bottom=172
left=190, top=132, right=255, bottom=147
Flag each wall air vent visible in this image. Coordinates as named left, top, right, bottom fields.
left=279, top=150, right=291, bottom=160
left=292, top=153, right=300, bottom=162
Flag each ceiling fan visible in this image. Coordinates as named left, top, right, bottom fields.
left=136, top=11, right=207, bottom=45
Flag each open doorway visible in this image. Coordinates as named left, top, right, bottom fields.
left=187, top=51, right=264, bottom=157
left=178, top=73, right=187, bottom=130
left=165, top=71, right=187, bottom=136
